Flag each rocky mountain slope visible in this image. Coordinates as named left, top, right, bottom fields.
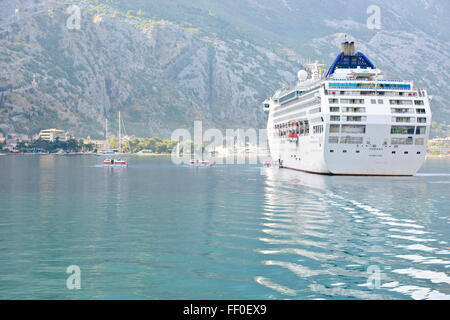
left=0, top=0, right=448, bottom=138
left=0, top=0, right=302, bottom=138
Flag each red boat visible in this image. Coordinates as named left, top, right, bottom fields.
left=187, top=159, right=213, bottom=167
left=102, top=158, right=128, bottom=167
left=263, top=160, right=280, bottom=168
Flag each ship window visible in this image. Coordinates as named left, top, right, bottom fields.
left=417, top=117, right=426, bottom=123
left=416, top=108, right=426, bottom=114
left=415, top=138, right=424, bottom=145
left=330, top=116, right=340, bottom=121
left=313, top=125, right=324, bottom=134
left=391, top=126, right=415, bottom=134
left=356, top=150, right=360, bottom=153
left=360, top=91, right=376, bottom=96
left=340, top=136, right=363, bottom=144
left=343, top=150, right=347, bottom=153
left=329, top=98, right=339, bottom=104
left=390, top=100, right=413, bottom=105
left=346, top=116, right=360, bottom=122
left=371, top=99, right=377, bottom=104
left=329, top=83, right=358, bottom=89
left=329, top=124, right=340, bottom=133
left=328, top=136, right=339, bottom=144
left=279, top=91, right=297, bottom=103
left=417, top=152, right=421, bottom=154
left=330, top=107, right=340, bottom=112
left=357, top=83, right=376, bottom=89
left=378, top=100, right=384, bottom=104
left=391, top=108, right=413, bottom=114
left=342, top=125, right=366, bottom=134
left=392, top=151, right=396, bottom=154
left=391, top=137, right=413, bottom=145
left=393, top=117, right=412, bottom=123
left=330, top=150, right=334, bottom=153
left=345, top=116, right=367, bottom=122
left=414, top=100, right=424, bottom=105
left=379, top=84, right=411, bottom=90
left=340, top=99, right=364, bottom=104
left=416, top=126, right=426, bottom=135
left=404, top=151, right=409, bottom=154
left=343, top=107, right=365, bottom=113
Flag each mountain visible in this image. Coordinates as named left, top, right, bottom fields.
left=0, top=0, right=449, bottom=139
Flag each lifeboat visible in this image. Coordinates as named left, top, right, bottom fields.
left=286, top=132, right=298, bottom=142
left=102, top=158, right=128, bottom=167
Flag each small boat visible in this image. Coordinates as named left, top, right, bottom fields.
left=187, top=159, right=213, bottom=167
left=102, top=158, right=128, bottom=167
left=262, top=160, right=279, bottom=168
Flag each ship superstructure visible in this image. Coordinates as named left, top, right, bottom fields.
left=263, top=41, right=431, bottom=175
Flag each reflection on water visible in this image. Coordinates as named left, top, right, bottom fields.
left=257, top=165, right=450, bottom=299
left=0, top=155, right=448, bottom=299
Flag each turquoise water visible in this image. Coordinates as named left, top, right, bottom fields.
left=0, top=155, right=449, bottom=299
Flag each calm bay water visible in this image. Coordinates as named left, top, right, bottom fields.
left=0, top=155, right=449, bottom=299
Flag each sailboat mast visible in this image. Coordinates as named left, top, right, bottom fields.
left=105, top=118, right=109, bottom=150
left=118, top=111, right=122, bottom=153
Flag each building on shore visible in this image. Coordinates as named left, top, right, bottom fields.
left=84, top=137, right=105, bottom=151
left=39, top=129, right=67, bottom=142
left=427, top=137, right=450, bottom=155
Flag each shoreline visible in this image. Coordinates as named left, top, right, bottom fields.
left=2, top=152, right=449, bottom=158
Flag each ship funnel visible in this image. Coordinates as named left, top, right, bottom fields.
left=341, top=41, right=347, bottom=54
left=341, top=41, right=355, bottom=56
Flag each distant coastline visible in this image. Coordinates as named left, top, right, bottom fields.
left=1, top=151, right=448, bottom=158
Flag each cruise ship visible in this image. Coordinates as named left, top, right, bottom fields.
left=263, top=41, right=432, bottom=176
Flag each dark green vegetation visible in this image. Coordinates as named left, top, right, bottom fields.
left=112, top=137, right=179, bottom=154
left=16, top=138, right=95, bottom=153
left=12, top=136, right=188, bottom=155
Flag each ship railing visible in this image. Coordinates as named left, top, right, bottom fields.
left=330, top=78, right=412, bottom=83
left=328, top=86, right=411, bottom=91
left=325, top=91, right=416, bottom=97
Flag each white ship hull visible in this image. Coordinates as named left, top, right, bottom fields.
left=268, top=131, right=427, bottom=176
